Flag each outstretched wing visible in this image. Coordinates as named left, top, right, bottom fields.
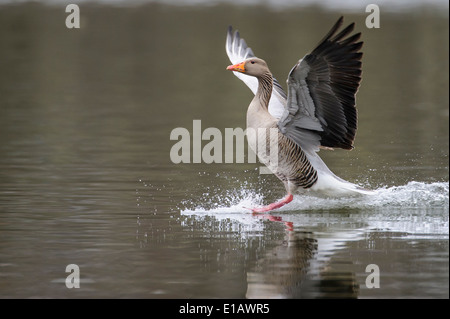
left=226, top=26, right=286, bottom=119
left=278, top=17, right=363, bottom=152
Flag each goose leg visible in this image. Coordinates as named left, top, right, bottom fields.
left=246, top=181, right=295, bottom=213
left=250, top=193, right=293, bottom=213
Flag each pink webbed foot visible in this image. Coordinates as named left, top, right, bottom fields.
left=249, top=194, right=293, bottom=213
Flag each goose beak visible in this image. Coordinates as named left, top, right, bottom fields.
left=226, top=61, right=246, bottom=73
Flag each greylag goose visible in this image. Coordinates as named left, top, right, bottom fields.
left=226, top=17, right=372, bottom=213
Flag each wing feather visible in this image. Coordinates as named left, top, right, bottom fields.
left=225, top=26, right=286, bottom=119
left=278, top=17, right=363, bottom=151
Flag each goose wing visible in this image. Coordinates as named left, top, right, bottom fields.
left=226, top=26, right=286, bottom=119
left=278, top=17, right=363, bottom=152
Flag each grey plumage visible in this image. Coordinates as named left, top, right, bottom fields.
left=279, top=16, right=363, bottom=152
left=226, top=17, right=371, bottom=208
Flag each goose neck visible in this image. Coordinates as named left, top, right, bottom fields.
left=255, top=72, right=273, bottom=108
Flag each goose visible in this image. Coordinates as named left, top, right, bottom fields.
left=225, top=17, right=373, bottom=213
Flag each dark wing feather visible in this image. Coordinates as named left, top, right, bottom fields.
left=278, top=16, right=363, bottom=151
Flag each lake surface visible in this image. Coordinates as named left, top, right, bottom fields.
left=0, top=2, right=448, bottom=298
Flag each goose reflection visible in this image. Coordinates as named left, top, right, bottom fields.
left=178, top=209, right=361, bottom=298
left=246, top=214, right=359, bottom=299
left=252, top=212, right=293, bottom=231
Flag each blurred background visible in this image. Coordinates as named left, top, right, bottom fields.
left=0, top=0, right=448, bottom=298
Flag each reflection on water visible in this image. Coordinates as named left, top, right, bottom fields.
left=0, top=3, right=448, bottom=298
left=180, top=180, right=448, bottom=298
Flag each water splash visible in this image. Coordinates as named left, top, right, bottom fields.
left=181, top=181, right=449, bottom=213
left=180, top=181, right=449, bottom=236
left=181, top=187, right=264, bottom=214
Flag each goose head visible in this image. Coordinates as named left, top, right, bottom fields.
left=226, top=57, right=269, bottom=77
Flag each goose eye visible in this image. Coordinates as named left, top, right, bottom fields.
left=250, top=61, right=255, bottom=64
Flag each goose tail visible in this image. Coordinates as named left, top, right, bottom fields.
left=304, top=150, right=374, bottom=196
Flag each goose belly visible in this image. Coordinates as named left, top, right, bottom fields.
left=247, top=128, right=318, bottom=189
left=247, top=128, right=373, bottom=197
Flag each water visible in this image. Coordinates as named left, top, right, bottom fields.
left=0, top=3, right=448, bottom=298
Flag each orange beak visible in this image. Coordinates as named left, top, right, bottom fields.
left=226, top=61, right=246, bottom=73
